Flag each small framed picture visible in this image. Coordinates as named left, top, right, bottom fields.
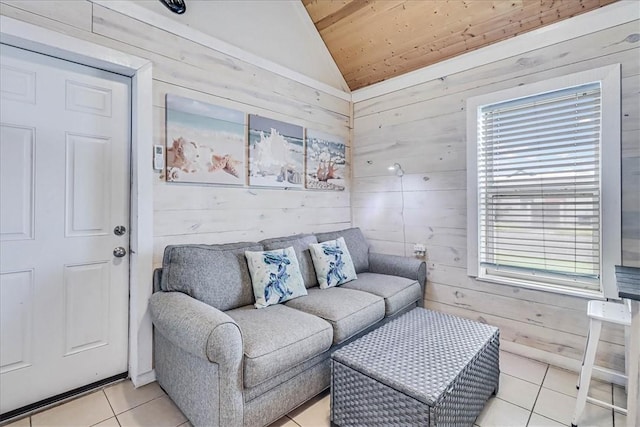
left=305, top=129, right=346, bottom=191
left=248, top=115, right=304, bottom=188
left=165, top=94, right=246, bottom=185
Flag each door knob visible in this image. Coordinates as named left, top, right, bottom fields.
left=113, top=247, right=127, bottom=258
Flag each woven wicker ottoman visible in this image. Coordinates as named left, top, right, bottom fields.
left=330, top=307, right=500, bottom=427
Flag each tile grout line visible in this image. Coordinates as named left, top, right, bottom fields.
left=104, top=388, right=168, bottom=419
left=525, top=405, right=533, bottom=426
left=100, top=389, right=117, bottom=423
left=534, top=367, right=613, bottom=401
left=285, top=415, right=302, bottom=426
left=113, top=391, right=186, bottom=427
left=502, top=371, right=541, bottom=386
left=528, top=363, right=550, bottom=425
left=610, top=384, right=615, bottom=427
left=31, top=389, right=116, bottom=427
left=86, top=393, right=115, bottom=427
left=496, top=373, right=546, bottom=412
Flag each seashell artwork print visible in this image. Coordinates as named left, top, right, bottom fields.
left=248, top=115, right=304, bottom=188
left=165, top=94, right=246, bottom=185
left=305, top=129, right=346, bottom=191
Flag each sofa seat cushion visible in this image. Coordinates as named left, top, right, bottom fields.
left=284, top=287, right=384, bottom=344
left=226, top=304, right=332, bottom=388
left=340, top=272, right=422, bottom=316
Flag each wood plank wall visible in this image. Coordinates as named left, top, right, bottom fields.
left=352, top=21, right=640, bottom=371
left=0, top=1, right=352, bottom=267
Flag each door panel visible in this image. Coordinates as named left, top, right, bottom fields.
left=0, top=269, right=33, bottom=374
left=0, top=65, right=35, bottom=104
left=65, top=79, right=113, bottom=117
left=0, top=44, right=131, bottom=414
left=65, top=134, right=111, bottom=236
left=63, top=261, right=110, bottom=356
left=0, top=124, right=34, bottom=241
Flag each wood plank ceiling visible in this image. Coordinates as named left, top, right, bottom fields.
left=303, top=0, right=618, bottom=91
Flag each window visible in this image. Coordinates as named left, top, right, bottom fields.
left=467, top=65, right=621, bottom=298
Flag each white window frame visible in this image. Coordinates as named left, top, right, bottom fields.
left=467, top=64, right=621, bottom=299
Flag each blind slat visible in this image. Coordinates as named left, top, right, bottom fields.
left=483, top=144, right=598, bottom=157
left=481, top=133, right=600, bottom=147
left=482, top=113, right=600, bottom=137
left=483, top=112, right=600, bottom=133
left=481, top=134, right=600, bottom=150
left=480, top=160, right=599, bottom=175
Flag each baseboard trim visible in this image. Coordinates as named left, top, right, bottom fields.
left=501, top=341, right=626, bottom=387
left=131, top=369, right=156, bottom=388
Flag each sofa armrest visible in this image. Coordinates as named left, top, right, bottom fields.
left=368, top=252, right=427, bottom=304
left=149, top=291, right=243, bottom=364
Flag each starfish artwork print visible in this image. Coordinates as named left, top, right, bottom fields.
left=165, top=94, right=246, bottom=185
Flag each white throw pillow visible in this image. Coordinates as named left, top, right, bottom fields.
left=245, top=247, right=307, bottom=308
left=309, top=237, right=357, bottom=289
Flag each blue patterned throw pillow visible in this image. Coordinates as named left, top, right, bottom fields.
left=245, top=246, right=307, bottom=309
left=309, top=237, right=357, bottom=289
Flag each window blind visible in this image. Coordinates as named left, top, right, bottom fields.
left=477, top=82, right=601, bottom=290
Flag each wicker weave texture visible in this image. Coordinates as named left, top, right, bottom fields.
left=332, top=361, right=431, bottom=426
left=331, top=308, right=500, bottom=427
left=432, top=335, right=499, bottom=426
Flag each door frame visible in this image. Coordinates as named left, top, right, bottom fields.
left=1, top=16, right=155, bottom=387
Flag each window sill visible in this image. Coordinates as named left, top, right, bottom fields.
left=473, top=275, right=606, bottom=300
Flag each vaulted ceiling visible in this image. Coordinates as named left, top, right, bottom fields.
left=303, top=0, right=618, bottom=91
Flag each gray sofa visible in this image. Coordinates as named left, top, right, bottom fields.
left=149, top=227, right=426, bottom=427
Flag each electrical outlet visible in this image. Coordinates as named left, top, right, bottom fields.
left=413, top=244, right=426, bottom=257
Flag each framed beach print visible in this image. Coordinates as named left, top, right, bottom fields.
left=248, top=115, right=304, bottom=188
left=305, top=129, right=346, bottom=191
left=165, top=94, right=246, bottom=185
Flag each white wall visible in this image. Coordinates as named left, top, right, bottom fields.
left=132, top=0, right=349, bottom=92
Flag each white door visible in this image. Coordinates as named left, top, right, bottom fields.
left=0, top=44, right=130, bottom=414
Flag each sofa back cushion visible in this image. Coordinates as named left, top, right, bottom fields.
left=160, top=242, right=263, bottom=311
left=315, top=227, right=370, bottom=273
left=261, top=234, right=319, bottom=288
left=153, top=268, right=162, bottom=293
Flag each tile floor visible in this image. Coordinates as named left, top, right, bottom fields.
left=2, top=351, right=628, bottom=427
